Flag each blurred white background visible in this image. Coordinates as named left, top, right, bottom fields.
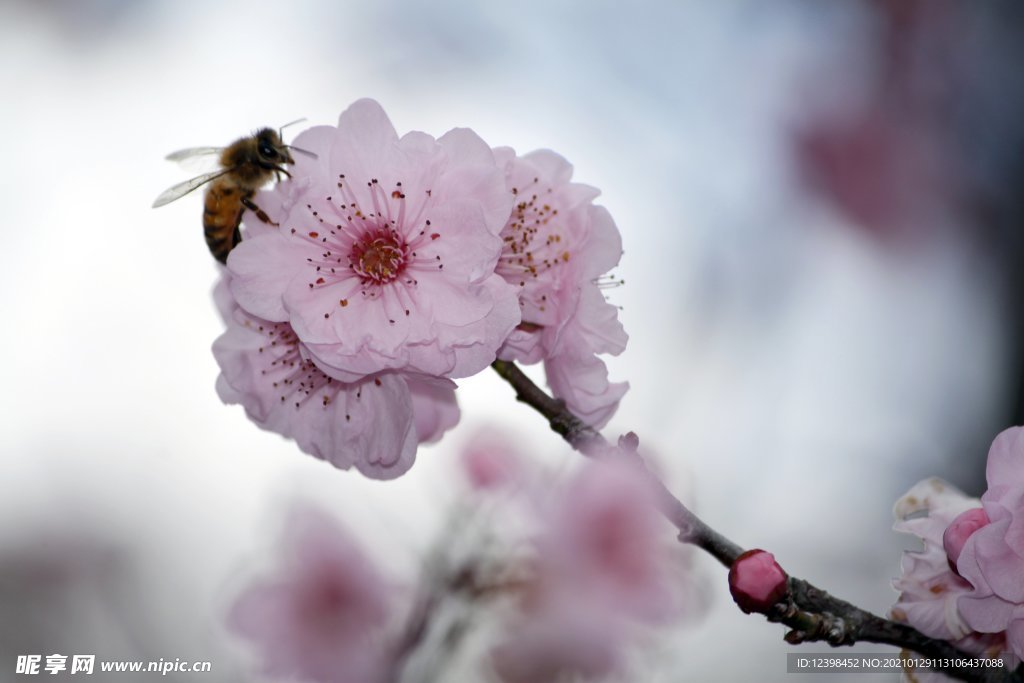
left=2, top=0, right=1023, bottom=681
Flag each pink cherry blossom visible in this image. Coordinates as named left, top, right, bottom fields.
left=491, top=459, right=676, bottom=681
left=891, top=477, right=1019, bottom=676
left=213, top=277, right=458, bottom=480
left=892, top=478, right=984, bottom=642
left=228, top=99, right=521, bottom=383
left=954, top=426, right=1024, bottom=659
left=728, top=549, right=788, bottom=614
left=227, top=504, right=396, bottom=683
left=493, top=148, right=628, bottom=428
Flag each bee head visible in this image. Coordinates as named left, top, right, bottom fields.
left=254, top=128, right=294, bottom=166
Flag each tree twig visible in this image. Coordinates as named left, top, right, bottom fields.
left=490, top=359, right=1021, bottom=683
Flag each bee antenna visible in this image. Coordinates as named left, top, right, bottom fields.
left=279, top=118, right=307, bottom=138
left=287, top=144, right=318, bottom=160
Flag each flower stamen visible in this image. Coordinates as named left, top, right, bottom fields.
left=350, top=227, right=408, bottom=285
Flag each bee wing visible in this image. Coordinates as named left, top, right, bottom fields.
left=165, top=146, right=225, bottom=173
left=165, top=146, right=223, bottom=162
left=152, top=169, right=229, bottom=208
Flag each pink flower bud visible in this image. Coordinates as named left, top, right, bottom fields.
left=728, top=549, right=788, bottom=614
left=942, top=506, right=990, bottom=566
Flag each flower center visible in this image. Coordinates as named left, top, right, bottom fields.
left=350, top=228, right=408, bottom=284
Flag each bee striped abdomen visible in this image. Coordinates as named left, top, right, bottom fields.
left=156, top=126, right=296, bottom=263
left=203, top=180, right=248, bottom=264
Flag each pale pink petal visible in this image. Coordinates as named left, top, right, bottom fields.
left=497, top=326, right=544, bottom=364
left=412, top=199, right=504, bottom=282
left=288, top=124, right=343, bottom=182
left=1004, top=489, right=1024, bottom=557
left=407, top=377, right=459, bottom=443
left=334, top=98, right=401, bottom=169
left=567, top=284, right=629, bottom=358
left=228, top=232, right=310, bottom=322
left=431, top=275, right=522, bottom=378
left=437, top=127, right=496, bottom=167
left=212, top=295, right=420, bottom=480
left=892, top=478, right=979, bottom=525
left=892, top=587, right=972, bottom=641
left=958, top=593, right=1016, bottom=633
left=967, top=520, right=1024, bottom=603
left=212, top=272, right=236, bottom=323
left=986, top=427, right=1024, bottom=489
left=287, top=273, right=418, bottom=357
left=436, top=130, right=511, bottom=236
left=578, top=205, right=624, bottom=279
left=520, top=149, right=576, bottom=187
left=545, top=352, right=629, bottom=430
left=943, top=508, right=990, bottom=565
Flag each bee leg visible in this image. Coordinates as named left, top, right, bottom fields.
left=241, top=196, right=279, bottom=226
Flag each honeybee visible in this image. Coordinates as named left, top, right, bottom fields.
left=153, top=123, right=313, bottom=263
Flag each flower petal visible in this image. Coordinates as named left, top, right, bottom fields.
left=212, top=296, right=420, bottom=480
left=228, top=232, right=309, bottom=322
left=408, top=377, right=460, bottom=443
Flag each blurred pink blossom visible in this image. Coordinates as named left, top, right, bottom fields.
left=213, top=277, right=457, bottom=479
left=544, top=459, right=672, bottom=618
left=955, top=427, right=1024, bottom=660
left=795, top=111, right=951, bottom=237
left=493, top=148, right=628, bottom=428
left=460, top=431, right=523, bottom=490
left=227, top=505, right=396, bottom=683
left=491, top=597, right=625, bottom=683
left=491, top=459, right=676, bottom=680
left=792, top=1, right=962, bottom=240
left=228, top=98, right=521, bottom=383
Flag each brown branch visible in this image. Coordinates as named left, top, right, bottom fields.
left=490, top=360, right=1022, bottom=683
left=489, top=360, right=742, bottom=565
